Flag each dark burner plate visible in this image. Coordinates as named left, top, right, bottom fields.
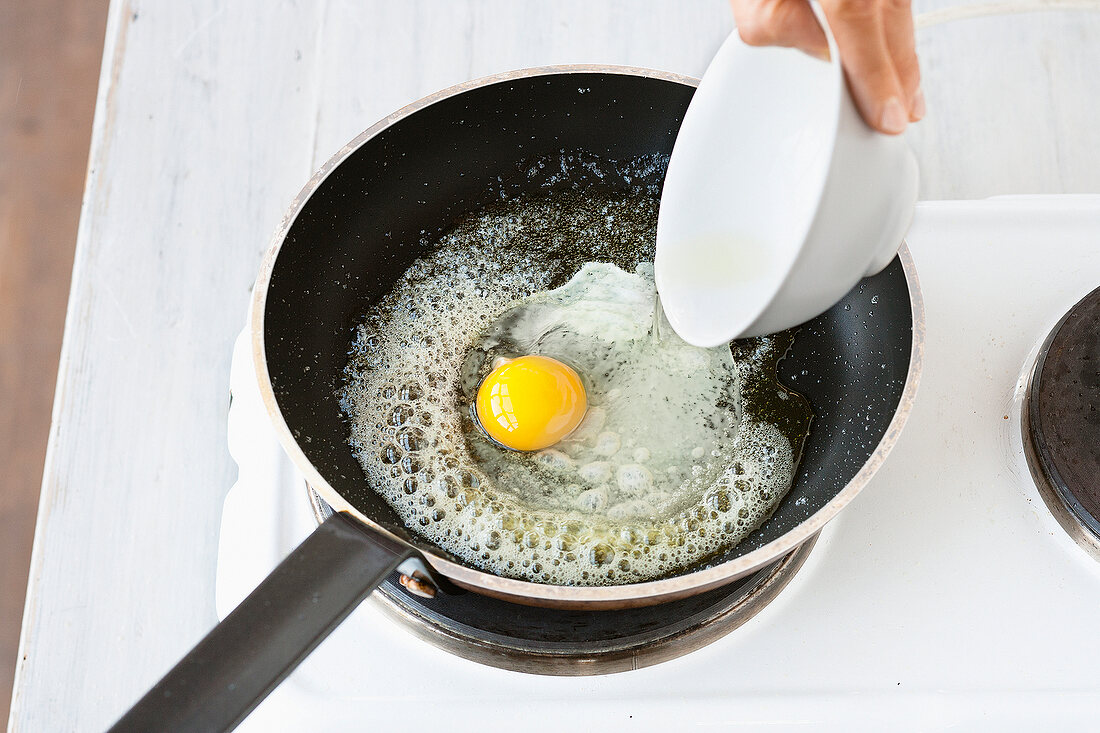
left=1023, top=285, right=1100, bottom=557
left=307, top=487, right=816, bottom=675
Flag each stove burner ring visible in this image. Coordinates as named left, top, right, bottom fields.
left=1022, top=285, right=1100, bottom=560
left=307, top=486, right=816, bottom=675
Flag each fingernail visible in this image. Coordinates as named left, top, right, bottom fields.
left=910, top=88, right=926, bottom=121
left=880, top=97, right=908, bottom=134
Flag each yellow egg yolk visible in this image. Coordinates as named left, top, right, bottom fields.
left=475, top=355, right=587, bottom=451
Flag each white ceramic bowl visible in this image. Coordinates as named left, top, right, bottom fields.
left=655, top=12, right=919, bottom=346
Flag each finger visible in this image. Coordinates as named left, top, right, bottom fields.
left=881, top=0, right=923, bottom=120
left=730, top=0, right=829, bottom=60
left=821, top=0, right=909, bottom=134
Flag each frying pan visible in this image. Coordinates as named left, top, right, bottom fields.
left=112, top=66, right=923, bottom=732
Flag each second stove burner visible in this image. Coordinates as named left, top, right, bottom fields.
left=1023, top=285, right=1100, bottom=558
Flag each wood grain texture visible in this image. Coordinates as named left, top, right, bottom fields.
left=911, top=8, right=1100, bottom=198
left=8, top=0, right=1100, bottom=730
left=0, top=0, right=109, bottom=725
left=9, top=2, right=329, bottom=730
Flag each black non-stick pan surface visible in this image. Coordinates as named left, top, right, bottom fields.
left=263, top=68, right=917, bottom=575
left=112, top=67, right=920, bottom=732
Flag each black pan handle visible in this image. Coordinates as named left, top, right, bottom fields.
left=109, top=511, right=413, bottom=732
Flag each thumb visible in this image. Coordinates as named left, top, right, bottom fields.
left=730, top=0, right=830, bottom=61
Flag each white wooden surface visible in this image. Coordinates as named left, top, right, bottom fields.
left=9, top=1, right=1100, bottom=730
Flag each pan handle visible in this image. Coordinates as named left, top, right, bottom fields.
left=109, top=511, right=413, bottom=732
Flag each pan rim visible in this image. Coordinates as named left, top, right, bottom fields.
left=250, top=63, right=926, bottom=605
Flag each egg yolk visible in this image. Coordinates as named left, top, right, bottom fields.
left=475, top=355, right=587, bottom=452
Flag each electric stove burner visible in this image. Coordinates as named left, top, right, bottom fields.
left=307, top=487, right=816, bottom=675
left=1022, top=285, right=1100, bottom=560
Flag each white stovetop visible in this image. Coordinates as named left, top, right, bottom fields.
left=218, top=197, right=1100, bottom=731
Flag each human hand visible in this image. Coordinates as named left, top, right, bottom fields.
left=728, top=0, right=923, bottom=134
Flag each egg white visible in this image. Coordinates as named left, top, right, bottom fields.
left=463, top=262, right=746, bottom=522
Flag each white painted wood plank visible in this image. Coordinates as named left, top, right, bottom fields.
left=309, top=0, right=1100, bottom=198
left=9, top=0, right=327, bottom=730
left=912, top=9, right=1100, bottom=198
left=10, top=0, right=1100, bottom=730
left=308, top=0, right=732, bottom=167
